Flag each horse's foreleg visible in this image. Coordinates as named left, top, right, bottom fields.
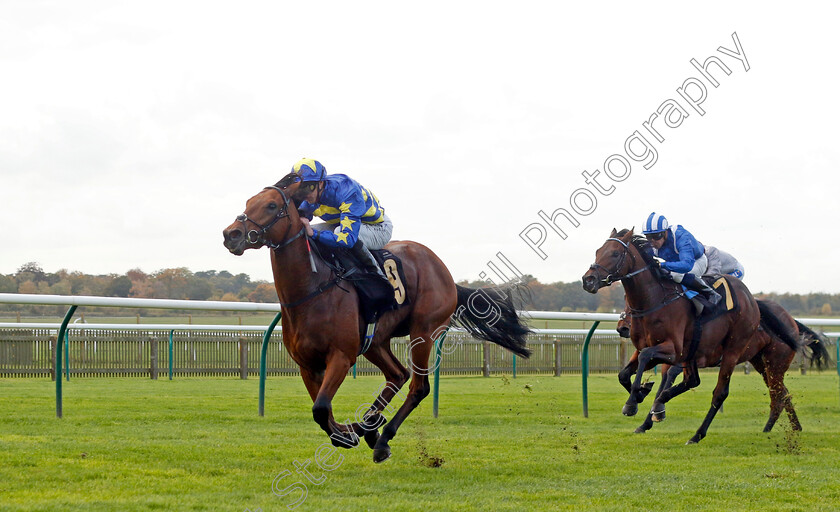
left=634, top=364, right=682, bottom=433
left=619, top=352, right=655, bottom=401
left=651, top=364, right=683, bottom=422
left=633, top=373, right=667, bottom=434
left=623, top=349, right=652, bottom=416
left=655, top=358, right=701, bottom=407
left=372, top=332, right=435, bottom=463
left=624, top=346, right=674, bottom=416
left=309, top=353, right=358, bottom=449
left=687, top=353, right=737, bottom=444
left=618, top=351, right=640, bottom=394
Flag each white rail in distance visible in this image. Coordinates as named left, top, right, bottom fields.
left=1, top=294, right=838, bottom=329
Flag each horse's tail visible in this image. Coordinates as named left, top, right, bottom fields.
left=794, top=320, right=832, bottom=371
left=454, top=284, right=532, bottom=358
left=757, top=300, right=801, bottom=353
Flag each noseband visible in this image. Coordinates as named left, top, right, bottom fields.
left=588, top=237, right=649, bottom=286
left=237, top=186, right=306, bottom=250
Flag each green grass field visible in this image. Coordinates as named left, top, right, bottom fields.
left=2, top=373, right=839, bottom=511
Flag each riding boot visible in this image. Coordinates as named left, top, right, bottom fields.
left=681, top=273, right=721, bottom=305
left=350, top=240, right=389, bottom=283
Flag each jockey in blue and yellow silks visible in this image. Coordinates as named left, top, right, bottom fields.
left=288, top=158, right=392, bottom=283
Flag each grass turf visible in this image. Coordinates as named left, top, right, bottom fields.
left=1, top=372, right=839, bottom=511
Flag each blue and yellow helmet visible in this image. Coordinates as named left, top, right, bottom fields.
left=643, top=212, right=669, bottom=234
left=291, top=158, right=326, bottom=182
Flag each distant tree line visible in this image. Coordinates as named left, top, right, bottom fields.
left=2, top=263, right=838, bottom=317
left=0, top=262, right=278, bottom=316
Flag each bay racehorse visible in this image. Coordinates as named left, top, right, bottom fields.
left=582, top=228, right=802, bottom=444
left=223, top=180, right=531, bottom=462
left=616, top=297, right=830, bottom=434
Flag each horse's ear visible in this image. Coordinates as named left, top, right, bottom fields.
left=628, top=227, right=635, bottom=237
left=610, top=228, right=617, bottom=237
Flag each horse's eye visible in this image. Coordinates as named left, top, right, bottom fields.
left=612, top=251, right=620, bottom=258
left=268, top=203, right=277, bottom=210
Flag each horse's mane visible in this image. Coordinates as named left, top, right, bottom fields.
left=275, top=173, right=298, bottom=189
left=615, top=229, right=658, bottom=271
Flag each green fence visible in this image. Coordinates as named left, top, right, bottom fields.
left=0, top=328, right=628, bottom=379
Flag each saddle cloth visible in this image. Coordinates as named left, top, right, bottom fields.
left=309, top=240, right=410, bottom=323
left=682, top=274, right=738, bottom=322
left=683, top=275, right=739, bottom=362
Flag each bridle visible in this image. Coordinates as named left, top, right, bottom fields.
left=588, top=237, right=650, bottom=286
left=589, top=236, right=685, bottom=318
left=237, top=185, right=306, bottom=251
left=235, top=184, right=348, bottom=310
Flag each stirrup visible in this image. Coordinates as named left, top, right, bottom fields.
left=360, top=322, right=376, bottom=355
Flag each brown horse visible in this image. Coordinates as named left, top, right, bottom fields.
left=223, top=181, right=530, bottom=462
left=617, top=297, right=830, bottom=434
left=582, top=228, right=791, bottom=444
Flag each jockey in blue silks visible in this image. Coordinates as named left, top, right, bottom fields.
left=642, top=212, right=721, bottom=305
left=288, top=158, right=392, bottom=284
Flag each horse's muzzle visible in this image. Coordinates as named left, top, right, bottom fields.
left=222, top=225, right=246, bottom=255
left=581, top=273, right=600, bottom=293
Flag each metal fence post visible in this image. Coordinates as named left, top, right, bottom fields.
left=168, top=329, right=174, bottom=380
left=259, top=312, right=283, bottom=417
left=49, top=335, right=57, bottom=382
left=482, top=341, right=490, bottom=377
left=432, top=328, right=448, bottom=419
left=582, top=321, right=600, bottom=418
left=239, top=337, right=248, bottom=380
left=55, top=305, right=78, bottom=418
left=150, top=338, right=158, bottom=380
left=836, top=336, right=840, bottom=408
left=64, top=331, right=70, bottom=382
left=619, top=337, right=628, bottom=368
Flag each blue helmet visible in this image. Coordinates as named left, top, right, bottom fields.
left=643, top=212, right=669, bottom=234
left=291, top=158, right=326, bottom=182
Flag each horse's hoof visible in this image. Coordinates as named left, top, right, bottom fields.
left=686, top=435, right=702, bottom=445
left=633, top=427, right=647, bottom=434
left=652, top=409, right=666, bottom=422
left=622, top=403, right=638, bottom=416
left=373, top=446, right=391, bottom=463
left=364, top=429, right=380, bottom=450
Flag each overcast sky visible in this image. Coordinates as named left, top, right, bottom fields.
left=1, top=2, right=838, bottom=295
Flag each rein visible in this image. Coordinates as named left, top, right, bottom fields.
left=590, top=236, right=685, bottom=318
left=588, top=237, right=651, bottom=286
left=238, top=185, right=354, bottom=309
left=628, top=292, right=684, bottom=318
left=237, top=186, right=306, bottom=251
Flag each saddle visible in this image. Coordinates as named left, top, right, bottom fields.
left=684, top=275, right=738, bottom=363
left=308, top=239, right=410, bottom=324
